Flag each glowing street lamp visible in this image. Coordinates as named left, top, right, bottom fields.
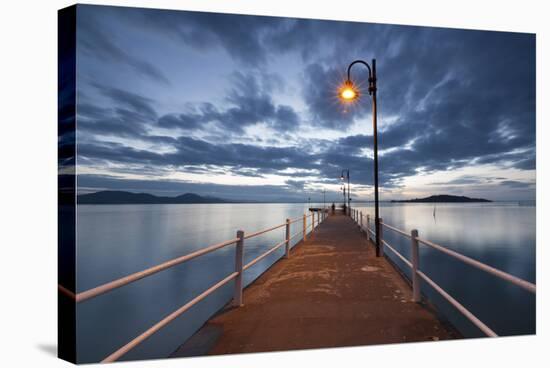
left=339, top=80, right=359, bottom=102
left=339, top=59, right=381, bottom=257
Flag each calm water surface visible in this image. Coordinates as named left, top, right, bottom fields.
left=76, top=202, right=535, bottom=362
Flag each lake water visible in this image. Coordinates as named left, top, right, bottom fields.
left=75, top=202, right=535, bottom=363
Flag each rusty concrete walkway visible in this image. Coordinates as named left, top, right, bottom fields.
left=173, top=213, right=457, bottom=357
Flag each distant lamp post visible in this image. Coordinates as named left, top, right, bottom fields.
left=340, top=169, right=350, bottom=215
left=339, top=59, right=381, bottom=257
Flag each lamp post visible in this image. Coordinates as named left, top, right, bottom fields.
left=340, top=169, right=350, bottom=215
left=339, top=59, right=381, bottom=257
left=341, top=185, right=345, bottom=210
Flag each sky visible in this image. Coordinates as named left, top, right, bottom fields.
left=73, top=4, right=536, bottom=202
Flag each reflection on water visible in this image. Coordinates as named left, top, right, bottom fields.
left=355, top=202, right=535, bottom=338
left=76, top=202, right=535, bottom=362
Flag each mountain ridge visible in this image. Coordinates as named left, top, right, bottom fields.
left=77, top=190, right=231, bottom=204
left=391, top=194, right=492, bottom=203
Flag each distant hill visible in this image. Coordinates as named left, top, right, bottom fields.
left=391, top=194, right=492, bottom=203
left=77, top=191, right=230, bottom=204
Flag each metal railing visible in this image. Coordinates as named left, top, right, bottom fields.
left=58, top=210, right=328, bottom=362
left=350, top=208, right=536, bottom=337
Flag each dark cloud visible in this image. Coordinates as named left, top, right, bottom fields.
left=114, top=8, right=404, bottom=68
left=96, top=85, right=157, bottom=120
left=220, top=71, right=300, bottom=132
left=77, top=103, right=110, bottom=120
left=153, top=71, right=301, bottom=134
left=500, top=180, right=534, bottom=188
left=158, top=113, right=203, bottom=131
left=78, top=10, right=170, bottom=84
left=78, top=136, right=317, bottom=176
left=77, top=71, right=302, bottom=145
left=95, top=6, right=284, bottom=67
left=429, top=175, right=500, bottom=186
left=77, top=85, right=158, bottom=137
left=285, top=179, right=306, bottom=191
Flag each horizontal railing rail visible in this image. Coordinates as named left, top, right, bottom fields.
left=382, top=239, right=412, bottom=268
left=244, top=223, right=286, bottom=240
left=382, top=222, right=411, bottom=238
left=415, top=236, right=536, bottom=293
left=243, top=239, right=288, bottom=271
left=59, top=210, right=326, bottom=362
left=351, top=208, right=536, bottom=338
left=103, top=272, right=240, bottom=362
left=416, top=270, right=497, bottom=337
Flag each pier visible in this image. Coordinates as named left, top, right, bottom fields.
left=60, top=208, right=536, bottom=362
left=173, top=212, right=456, bottom=357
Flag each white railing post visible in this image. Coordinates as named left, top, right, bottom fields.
left=285, top=218, right=290, bottom=258
left=303, top=214, right=307, bottom=241
left=379, top=218, right=384, bottom=256
left=366, top=215, right=370, bottom=241
left=411, top=229, right=421, bottom=302
left=233, top=230, right=244, bottom=307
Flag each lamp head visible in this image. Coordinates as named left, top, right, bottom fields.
left=339, top=79, right=359, bottom=102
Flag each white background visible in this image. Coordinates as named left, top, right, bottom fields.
left=0, top=0, right=548, bottom=366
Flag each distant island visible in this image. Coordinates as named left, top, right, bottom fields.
left=77, top=191, right=230, bottom=204
left=391, top=194, right=492, bottom=203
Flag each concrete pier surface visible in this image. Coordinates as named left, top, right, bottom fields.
left=172, top=213, right=458, bottom=357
